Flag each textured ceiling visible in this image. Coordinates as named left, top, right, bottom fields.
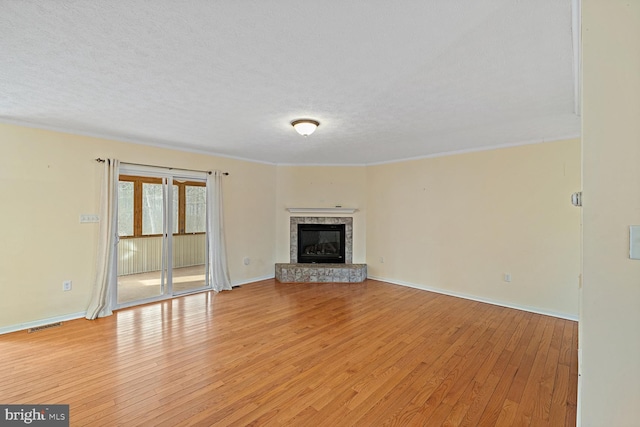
left=1, top=0, right=580, bottom=165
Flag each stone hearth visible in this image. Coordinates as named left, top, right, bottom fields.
left=276, top=215, right=366, bottom=283
left=275, top=263, right=367, bottom=283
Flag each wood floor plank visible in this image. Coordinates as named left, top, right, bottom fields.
left=477, top=313, right=539, bottom=426
left=565, top=322, right=579, bottom=427
left=505, top=314, right=547, bottom=404
left=0, top=279, right=577, bottom=426
left=530, top=319, right=565, bottom=424
left=350, top=302, right=497, bottom=425
left=495, top=398, right=519, bottom=427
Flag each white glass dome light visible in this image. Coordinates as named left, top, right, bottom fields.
left=291, top=119, right=320, bottom=137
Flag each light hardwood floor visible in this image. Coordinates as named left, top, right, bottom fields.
left=0, top=279, right=577, bottom=426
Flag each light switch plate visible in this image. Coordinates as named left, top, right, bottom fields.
left=630, top=226, right=640, bottom=259
left=80, top=214, right=100, bottom=223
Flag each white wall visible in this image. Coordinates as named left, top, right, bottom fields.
left=580, top=1, right=640, bottom=425
left=0, top=123, right=276, bottom=330
left=367, top=140, right=581, bottom=319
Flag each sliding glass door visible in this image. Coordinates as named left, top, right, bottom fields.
left=115, top=169, right=208, bottom=307
left=171, top=177, right=207, bottom=296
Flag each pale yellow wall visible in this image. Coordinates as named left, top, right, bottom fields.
left=367, top=140, right=581, bottom=318
left=275, top=166, right=367, bottom=263
left=0, top=121, right=582, bottom=335
left=0, top=123, right=276, bottom=330
left=580, top=1, right=640, bottom=424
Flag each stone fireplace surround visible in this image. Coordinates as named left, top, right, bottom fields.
left=290, top=216, right=353, bottom=263
left=275, top=216, right=367, bottom=283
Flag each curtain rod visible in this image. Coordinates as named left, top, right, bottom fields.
left=95, top=158, right=229, bottom=175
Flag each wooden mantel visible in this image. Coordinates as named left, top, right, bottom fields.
left=286, top=207, right=357, bottom=214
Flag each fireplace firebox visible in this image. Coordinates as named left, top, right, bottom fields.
left=297, top=224, right=346, bottom=264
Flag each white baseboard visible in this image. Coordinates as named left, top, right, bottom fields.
left=367, top=275, right=579, bottom=321
left=0, top=311, right=87, bottom=335
left=232, top=274, right=275, bottom=287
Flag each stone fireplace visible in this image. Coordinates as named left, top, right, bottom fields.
left=275, top=216, right=366, bottom=283
left=289, top=216, right=353, bottom=263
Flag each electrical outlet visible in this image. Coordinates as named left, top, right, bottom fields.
left=380, top=257, right=384, bottom=263
left=503, top=273, right=512, bottom=283
left=243, top=257, right=250, bottom=265
left=63, top=280, right=72, bottom=291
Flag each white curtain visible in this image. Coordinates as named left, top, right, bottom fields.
left=86, top=159, right=120, bottom=319
left=206, top=170, right=232, bottom=292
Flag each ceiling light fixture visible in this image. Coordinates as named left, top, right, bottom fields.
left=291, top=119, right=320, bottom=137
